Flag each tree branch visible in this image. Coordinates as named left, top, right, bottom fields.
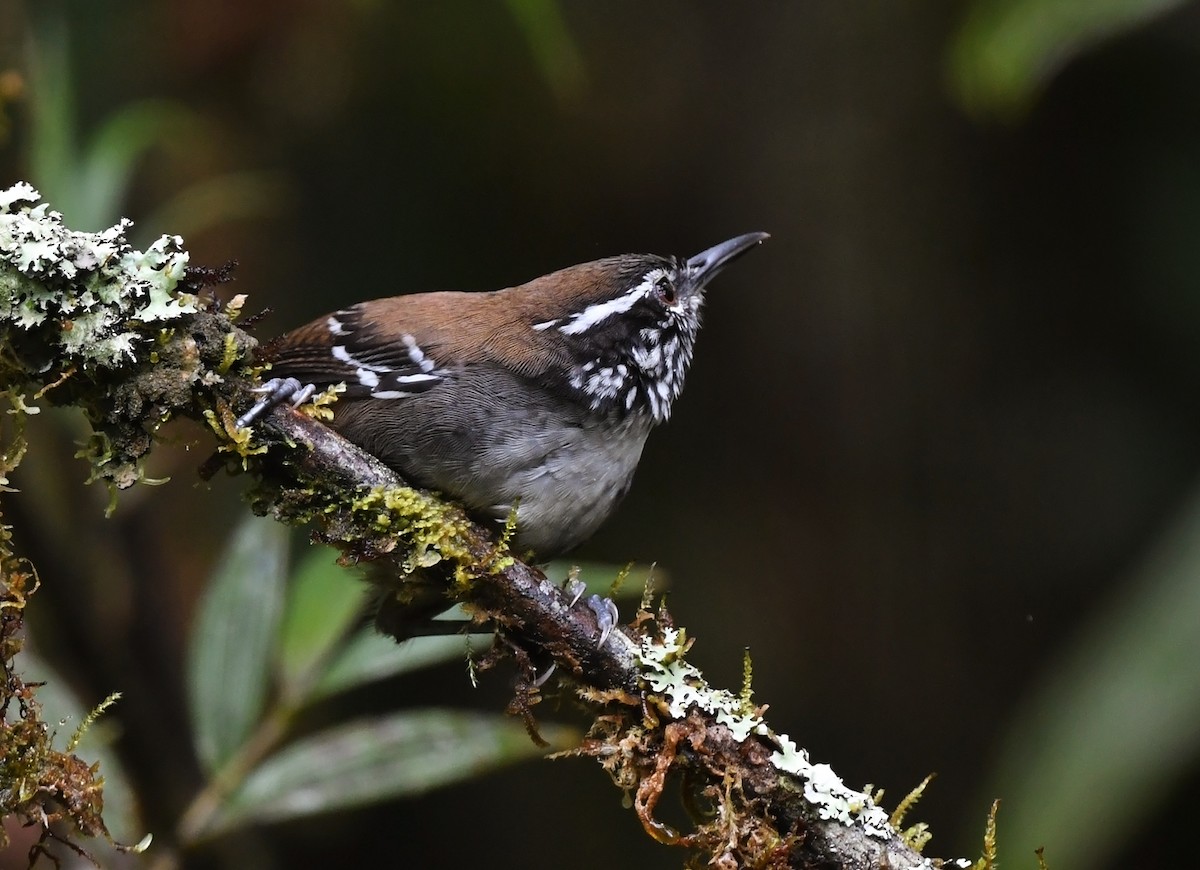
left=0, top=184, right=957, bottom=869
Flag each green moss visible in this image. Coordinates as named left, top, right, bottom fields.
left=352, top=485, right=478, bottom=577
left=0, top=415, right=111, bottom=850
left=205, top=407, right=269, bottom=466
left=218, top=332, right=239, bottom=375
left=738, top=648, right=755, bottom=712
left=971, top=800, right=1001, bottom=870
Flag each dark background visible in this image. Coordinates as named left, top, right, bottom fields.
left=3, top=1, right=1200, bottom=868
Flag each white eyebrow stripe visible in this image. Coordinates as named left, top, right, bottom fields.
left=558, top=286, right=643, bottom=335
left=556, top=270, right=662, bottom=336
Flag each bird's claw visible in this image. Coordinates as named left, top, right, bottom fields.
left=532, top=662, right=557, bottom=688
left=585, top=594, right=619, bottom=648
left=236, top=377, right=318, bottom=428
left=565, top=577, right=587, bottom=608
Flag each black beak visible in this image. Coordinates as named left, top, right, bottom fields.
left=685, top=232, right=769, bottom=290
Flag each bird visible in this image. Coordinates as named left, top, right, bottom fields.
left=239, top=232, right=768, bottom=640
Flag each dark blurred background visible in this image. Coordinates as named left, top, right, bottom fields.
left=4, top=0, right=1200, bottom=867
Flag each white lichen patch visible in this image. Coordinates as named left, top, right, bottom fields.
left=0, top=183, right=195, bottom=368
left=892, top=860, right=972, bottom=870
left=639, top=628, right=765, bottom=741
left=638, top=628, right=894, bottom=840
left=769, top=734, right=891, bottom=837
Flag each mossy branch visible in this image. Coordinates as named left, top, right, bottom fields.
left=0, top=184, right=959, bottom=868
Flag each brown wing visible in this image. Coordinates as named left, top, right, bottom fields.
left=263, top=302, right=449, bottom=399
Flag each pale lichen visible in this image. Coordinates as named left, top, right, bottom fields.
left=638, top=627, right=895, bottom=839
left=639, top=628, right=764, bottom=742
left=0, top=183, right=255, bottom=490
left=0, top=183, right=195, bottom=369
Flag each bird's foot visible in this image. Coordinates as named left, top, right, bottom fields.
left=563, top=577, right=619, bottom=647
left=585, top=594, right=619, bottom=648
left=236, top=377, right=317, bottom=428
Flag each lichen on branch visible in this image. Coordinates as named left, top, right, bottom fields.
left=0, top=182, right=194, bottom=365
left=0, top=183, right=255, bottom=490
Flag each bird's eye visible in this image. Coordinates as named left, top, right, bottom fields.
left=654, top=276, right=676, bottom=305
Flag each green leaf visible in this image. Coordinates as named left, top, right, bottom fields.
left=308, top=561, right=652, bottom=699
left=27, top=14, right=195, bottom=231
left=314, top=628, right=490, bottom=701
left=277, top=549, right=367, bottom=698
left=948, top=0, right=1185, bottom=118
left=77, top=100, right=199, bottom=233
left=187, top=515, right=289, bottom=773
left=304, top=559, right=654, bottom=701
left=986, top=488, right=1200, bottom=869
left=139, top=170, right=291, bottom=244
left=27, top=10, right=79, bottom=215
left=503, top=0, right=586, bottom=103
left=209, top=709, right=578, bottom=832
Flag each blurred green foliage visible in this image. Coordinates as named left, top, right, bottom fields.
left=179, top=514, right=583, bottom=845
left=950, top=0, right=1188, bottom=116
left=503, top=0, right=586, bottom=102
left=27, top=11, right=196, bottom=232
left=986, top=492, right=1200, bottom=869
left=948, top=4, right=1200, bottom=869
left=26, top=8, right=285, bottom=241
